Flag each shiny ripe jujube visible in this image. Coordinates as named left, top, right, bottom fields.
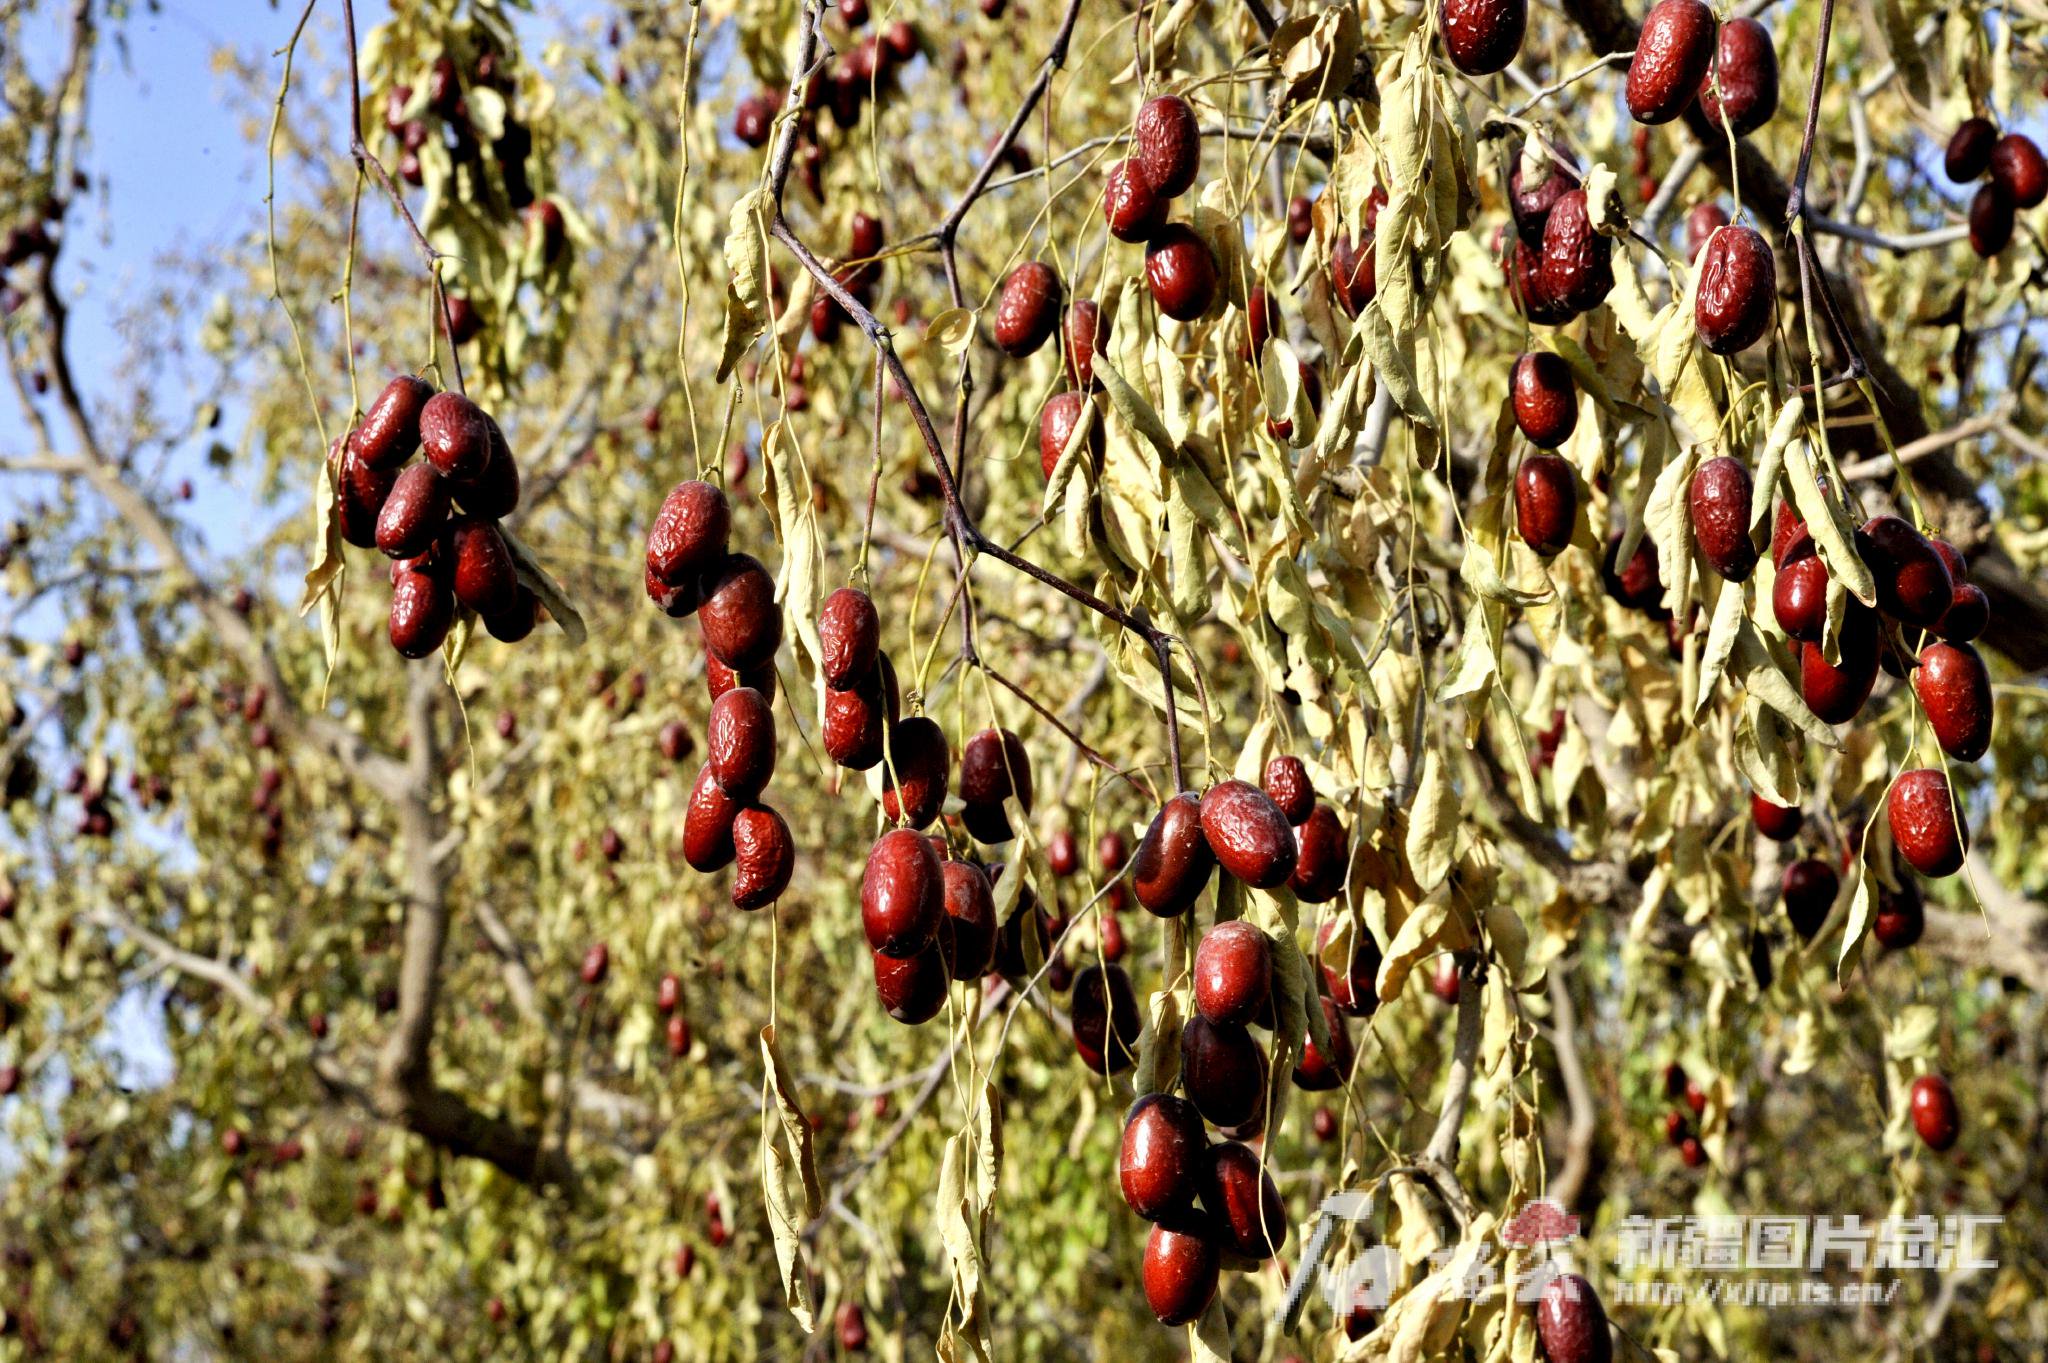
left=1179, top=1015, right=1267, bottom=1131
left=730, top=805, right=794, bottom=910
left=1626, top=0, right=1717, bottom=125
left=1909, top=1073, right=1960, bottom=1151
left=375, top=463, right=451, bottom=560
left=1120, top=1093, right=1206, bottom=1221
left=1536, top=1272, right=1613, bottom=1363
left=1694, top=224, right=1775, bottom=355
left=1133, top=94, right=1200, bottom=199
left=1439, top=0, right=1525, bottom=75
left=353, top=374, right=435, bottom=469
left=1936, top=583, right=1990, bottom=643
left=1771, top=553, right=1828, bottom=642
left=1193, top=921, right=1272, bottom=1027
left=1103, top=158, right=1167, bottom=243
left=818, top=586, right=879, bottom=690
left=1688, top=455, right=1757, bottom=581
left=1873, top=882, right=1924, bottom=950
left=1697, top=17, right=1778, bottom=136
left=1509, top=153, right=1578, bottom=246
left=1145, top=224, right=1218, bottom=322
left=959, top=727, right=1032, bottom=811
left=1132, top=792, right=1214, bottom=916
left=1537, top=189, right=1612, bottom=314
left=1292, top=994, right=1354, bottom=1090
left=1914, top=641, right=1994, bottom=763
left=1200, top=1141, right=1288, bottom=1260
left=1945, top=118, right=1998, bottom=182
left=449, top=518, right=520, bottom=615
left=873, top=941, right=948, bottom=1024
left=1142, top=1222, right=1220, bottom=1326
left=861, top=827, right=944, bottom=956
left=337, top=447, right=398, bottom=549
left=698, top=553, right=783, bottom=671
left=1859, top=515, right=1954, bottom=629
left=1511, top=351, right=1577, bottom=449
left=1063, top=299, right=1108, bottom=389
left=1318, top=917, right=1383, bottom=1017
left=418, top=391, right=492, bottom=481
left=682, top=764, right=741, bottom=872
left=388, top=559, right=454, bottom=659
left=1514, top=453, right=1577, bottom=558
left=1289, top=802, right=1349, bottom=904
left=940, top=860, right=997, bottom=980
left=879, top=716, right=949, bottom=829
left=1750, top=792, right=1802, bottom=842
left=993, top=261, right=1062, bottom=358
left=825, top=653, right=897, bottom=770
left=1781, top=858, right=1837, bottom=941
left=1798, top=603, right=1880, bottom=725
left=1969, top=183, right=2014, bottom=258
left=1889, top=768, right=1968, bottom=878
left=1071, top=963, right=1141, bottom=1074
left=646, top=480, right=732, bottom=587
left=451, top=416, right=519, bottom=520
left=1261, top=755, right=1314, bottom=825
left=1039, top=391, right=1092, bottom=479
left=1197, top=779, right=1297, bottom=889
left=1989, top=133, right=2048, bottom=208
left=706, top=686, right=776, bottom=801
left=1685, top=202, right=1729, bottom=261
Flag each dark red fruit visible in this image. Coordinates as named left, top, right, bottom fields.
left=1292, top=995, right=1354, bottom=1090
left=1133, top=793, right=1214, bottom=916
left=1104, top=157, right=1167, bottom=242
left=580, top=942, right=610, bottom=986
left=1180, top=1016, right=1267, bottom=1128
left=1512, top=352, right=1577, bottom=449
left=1039, top=390, right=1094, bottom=479
left=1515, top=453, right=1578, bottom=557
left=1859, top=515, right=1953, bottom=629
left=337, top=447, right=399, bottom=549
left=1537, top=1272, right=1613, bottom=1363
left=483, top=588, right=539, bottom=643
left=818, top=587, right=879, bottom=690
left=1689, top=455, right=1757, bottom=580
left=1241, top=283, right=1281, bottom=360
left=1909, top=1073, right=1959, bottom=1151
left=1261, top=755, right=1314, bottom=824
left=1133, top=94, right=1200, bottom=199
left=1697, top=18, right=1778, bottom=136
left=1120, top=1093, right=1206, bottom=1220
left=450, top=415, right=520, bottom=519
left=683, top=764, right=741, bottom=871
left=1799, top=603, right=1880, bottom=725
left=1317, top=918, right=1382, bottom=1016
left=1194, top=921, right=1272, bottom=1027
left=731, top=805, right=794, bottom=910
left=1685, top=202, right=1729, bottom=260
left=375, top=463, right=451, bottom=559
left=647, top=480, right=732, bottom=587
left=836, top=1301, right=867, bottom=1353
left=1289, top=803, right=1349, bottom=903
left=1331, top=233, right=1376, bottom=316
left=1679, top=1135, right=1706, bottom=1167
left=657, top=972, right=683, bottom=1013
left=1142, top=1222, right=1220, bottom=1326
left=873, top=940, right=948, bottom=1024
left=1048, top=828, right=1079, bottom=877
left=1889, top=768, right=1967, bottom=878
left=1201, top=1141, right=1288, bottom=1259
left=1627, top=0, right=1716, bottom=124
left=1772, top=554, right=1829, bottom=642
left=353, top=375, right=435, bottom=469
left=1914, top=641, right=1993, bottom=763
left=1989, top=133, right=2048, bottom=207
left=1440, top=0, right=1526, bottom=76
left=1781, top=858, right=1838, bottom=940
left=824, top=651, right=898, bottom=770
left=1750, top=793, right=1801, bottom=841
left=993, top=261, right=1062, bottom=358
left=1771, top=499, right=1811, bottom=565
left=1537, top=189, right=1612, bottom=314
left=880, top=716, right=949, bottom=829
left=959, top=727, right=1032, bottom=811
left=707, top=651, right=776, bottom=704
left=388, top=559, right=454, bottom=659
left=1071, top=963, right=1141, bottom=1073
left=1510, top=152, right=1578, bottom=247
left=1198, top=780, right=1297, bottom=889
left=1288, top=194, right=1313, bottom=242
left=1969, top=182, right=2014, bottom=257
left=1946, top=118, right=1998, bottom=182
left=1936, top=583, right=1989, bottom=643
left=1063, top=300, right=1108, bottom=391
left=707, top=686, right=776, bottom=801
left=941, top=860, right=997, bottom=980
left=862, top=827, right=944, bottom=955
left=1695, top=224, right=1775, bottom=354
left=1873, top=881, right=1924, bottom=950
left=1099, top=830, right=1129, bottom=872
left=418, top=391, right=492, bottom=481
left=1145, top=224, right=1218, bottom=322
left=449, top=518, right=518, bottom=616
left=698, top=553, right=783, bottom=671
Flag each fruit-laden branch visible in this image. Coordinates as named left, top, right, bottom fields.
left=1555, top=0, right=2048, bottom=672
left=760, top=0, right=1190, bottom=788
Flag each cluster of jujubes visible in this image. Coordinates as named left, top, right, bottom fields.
left=730, top=15, right=922, bottom=200
left=1108, top=758, right=1377, bottom=1329
left=334, top=375, right=541, bottom=658
left=1944, top=117, right=2046, bottom=257
left=646, top=480, right=796, bottom=912
left=808, top=211, right=887, bottom=345
left=1657, top=1062, right=1711, bottom=1169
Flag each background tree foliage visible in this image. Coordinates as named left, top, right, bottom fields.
left=2, top=0, right=2047, bottom=1359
